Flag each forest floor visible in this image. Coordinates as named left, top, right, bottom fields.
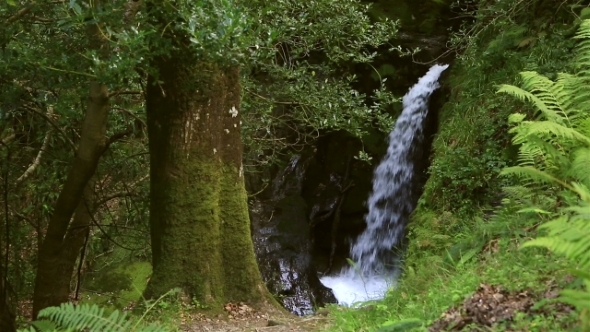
left=180, top=302, right=331, bottom=332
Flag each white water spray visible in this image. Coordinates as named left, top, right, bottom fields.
left=320, top=64, right=449, bottom=306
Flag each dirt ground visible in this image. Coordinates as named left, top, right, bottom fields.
left=181, top=302, right=331, bottom=332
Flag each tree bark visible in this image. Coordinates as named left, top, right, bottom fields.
left=143, top=54, right=269, bottom=306
left=0, top=260, right=15, bottom=332
left=32, top=83, right=109, bottom=318
left=32, top=0, right=111, bottom=317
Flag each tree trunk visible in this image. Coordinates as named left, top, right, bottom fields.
left=0, top=262, right=16, bottom=332
left=143, top=56, right=269, bottom=306
left=32, top=83, right=108, bottom=318
left=32, top=0, right=110, bottom=317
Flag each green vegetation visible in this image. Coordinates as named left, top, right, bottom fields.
left=327, top=1, right=590, bottom=331
left=84, top=262, right=152, bottom=310
left=19, top=291, right=178, bottom=332
left=2, top=0, right=590, bottom=330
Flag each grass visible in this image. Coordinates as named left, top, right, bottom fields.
left=325, top=235, right=578, bottom=331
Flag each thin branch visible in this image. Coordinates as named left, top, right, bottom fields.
left=245, top=88, right=303, bottom=105
left=21, top=104, right=76, bottom=150
left=95, top=192, right=136, bottom=207
left=31, top=15, right=55, bottom=23
left=1, top=135, right=15, bottom=145
left=16, top=108, right=54, bottom=185
left=6, top=2, right=35, bottom=26
left=108, top=90, right=142, bottom=98
left=113, top=107, right=146, bottom=128
left=36, top=64, right=97, bottom=78
left=103, top=128, right=133, bottom=153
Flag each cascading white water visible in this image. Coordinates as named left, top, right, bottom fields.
left=320, top=64, right=449, bottom=306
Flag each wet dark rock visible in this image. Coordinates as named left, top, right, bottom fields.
left=250, top=155, right=337, bottom=316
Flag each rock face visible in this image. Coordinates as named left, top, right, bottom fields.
left=250, top=155, right=337, bottom=316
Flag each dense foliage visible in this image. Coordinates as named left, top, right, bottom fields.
left=2, top=0, right=590, bottom=330
left=328, top=1, right=590, bottom=331
left=0, top=0, right=400, bottom=328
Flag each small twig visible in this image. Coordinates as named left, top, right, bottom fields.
left=31, top=15, right=54, bottom=23
left=74, top=231, right=90, bottom=300
left=113, top=107, right=146, bottom=128
left=95, top=191, right=137, bottom=207
left=108, top=90, right=142, bottom=98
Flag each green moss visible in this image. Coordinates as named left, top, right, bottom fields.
left=145, top=155, right=271, bottom=309
left=83, top=261, right=152, bottom=310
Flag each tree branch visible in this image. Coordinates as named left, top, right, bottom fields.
left=108, top=90, right=142, bottom=98
left=15, top=128, right=51, bottom=186
left=6, top=2, right=35, bottom=26
left=21, top=104, right=76, bottom=151
left=1, top=135, right=15, bottom=146
left=16, top=107, right=54, bottom=185
left=102, top=128, right=133, bottom=153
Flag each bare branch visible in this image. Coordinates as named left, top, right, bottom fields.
left=96, top=192, right=135, bottom=207
left=108, top=90, right=142, bottom=98
left=102, top=128, right=133, bottom=154
left=1, top=135, right=15, bottom=145
left=113, top=107, right=146, bottom=128
left=16, top=128, right=51, bottom=186
left=6, top=2, right=35, bottom=26
left=21, top=104, right=76, bottom=151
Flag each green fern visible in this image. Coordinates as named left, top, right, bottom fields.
left=18, top=302, right=168, bottom=332
left=40, top=303, right=134, bottom=332
left=498, top=18, right=590, bottom=329
left=17, top=288, right=180, bottom=332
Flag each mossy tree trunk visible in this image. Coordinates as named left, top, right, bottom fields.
left=143, top=54, right=269, bottom=306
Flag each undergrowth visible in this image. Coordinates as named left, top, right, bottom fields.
left=326, top=1, right=589, bottom=331
left=327, top=241, right=575, bottom=332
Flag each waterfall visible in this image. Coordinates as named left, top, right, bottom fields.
left=320, top=64, right=448, bottom=305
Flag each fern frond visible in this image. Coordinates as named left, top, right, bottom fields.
left=511, top=121, right=590, bottom=146
left=501, top=166, right=568, bottom=187
left=497, top=84, right=565, bottom=124
left=569, top=148, right=590, bottom=188
left=504, top=19, right=590, bottom=329
left=39, top=303, right=131, bottom=332
left=30, top=320, right=62, bottom=332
